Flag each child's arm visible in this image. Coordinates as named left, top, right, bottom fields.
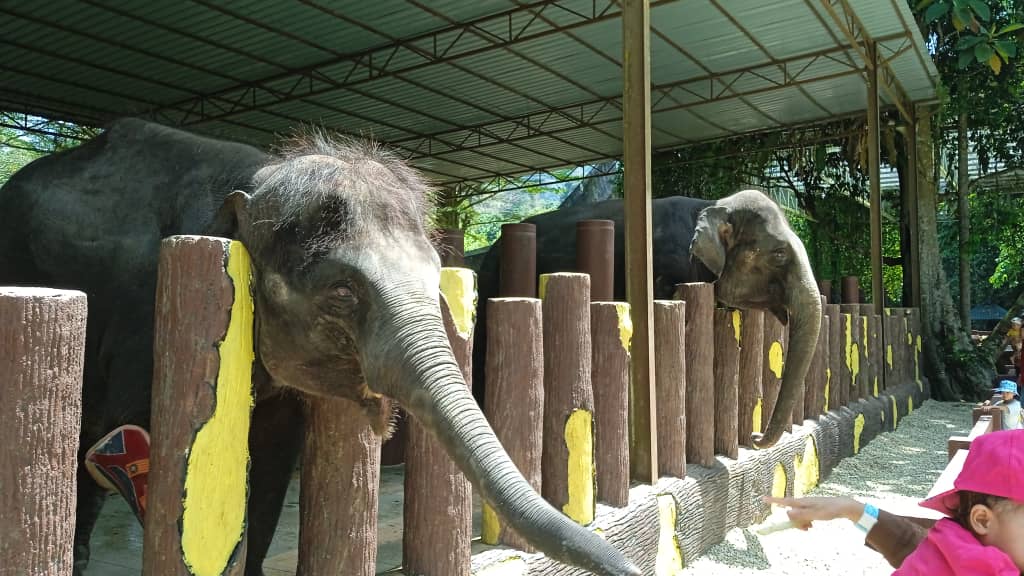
left=864, top=509, right=931, bottom=568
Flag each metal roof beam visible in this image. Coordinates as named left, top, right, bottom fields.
left=709, top=0, right=834, bottom=118
left=391, top=36, right=900, bottom=158
left=817, top=0, right=914, bottom=122
left=150, top=0, right=675, bottom=127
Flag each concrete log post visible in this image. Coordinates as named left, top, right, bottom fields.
left=144, top=236, right=254, bottom=576
left=805, top=295, right=828, bottom=418
left=500, top=223, right=537, bottom=298
left=826, top=303, right=843, bottom=410
left=300, top=398, right=381, bottom=575
left=0, top=288, right=86, bottom=576
left=577, top=220, right=615, bottom=302
left=482, top=297, right=544, bottom=549
left=653, top=300, right=686, bottom=478
left=840, top=305, right=862, bottom=402
left=592, top=302, right=631, bottom=506
left=541, top=273, right=595, bottom=524
left=762, top=313, right=787, bottom=432
left=738, top=309, right=764, bottom=447
left=674, top=283, right=715, bottom=467
left=403, top=268, right=476, bottom=575
left=713, top=309, right=740, bottom=458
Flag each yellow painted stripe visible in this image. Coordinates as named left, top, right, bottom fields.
left=752, top=398, right=763, bottom=434
left=563, top=409, right=595, bottom=525
left=181, top=241, right=255, bottom=576
left=886, top=345, right=893, bottom=369
left=908, top=397, right=914, bottom=414
left=615, top=302, right=633, bottom=353
left=538, top=274, right=550, bottom=300
left=439, top=267, right=477, bottom=338
left=732, top=310, right=742, bottom=343
left=769, top=341, right=784, bottom=379
left=862, top=317, right=869, bottom=357
left=851, top=343, right=860, bottom=381
left=481, top=504, right=500, bottom=545
left=892, top=396, right=899, bottom=427
left=772, top=463, right=787, bottom=499
left=794, top=436, right=820, bottom=498
left=853, top=413, right=865, bottom=454
left=873, top=377, right=878, bottom=398
left=656, top=495, right=684, bottom=575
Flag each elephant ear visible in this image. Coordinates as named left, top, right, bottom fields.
left=207, top=190, right=252, bottom=239
left=689, top=205, right=732, bottom=277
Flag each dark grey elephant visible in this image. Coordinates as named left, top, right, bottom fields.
left=0, top=118, right=639, bottom=576
left=473, top=190, right=821, bottom=449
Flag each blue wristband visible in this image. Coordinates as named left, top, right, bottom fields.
left=855, top=503, right=879, bottom=533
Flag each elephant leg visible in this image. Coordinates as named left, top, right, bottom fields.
left=245, top=391, right=305, bottom=576
left=72, top=454, right=106, bottom=576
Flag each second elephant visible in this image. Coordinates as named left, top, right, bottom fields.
left=473, top=190, right=822, bottom=449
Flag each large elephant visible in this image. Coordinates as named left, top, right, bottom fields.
left=473, top=190, right=822, bottom=449
left=0, top=118, right=639, bottom=576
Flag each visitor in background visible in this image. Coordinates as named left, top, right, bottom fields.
left=982, top=380, right=1023, bottom=431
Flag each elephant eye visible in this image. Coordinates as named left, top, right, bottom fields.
left=334, top=285, right=356, bottom=302
left=772, top=249, right=788, bottom=265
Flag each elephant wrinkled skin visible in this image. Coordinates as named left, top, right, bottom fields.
left=0, top=118, right=640, bottom=576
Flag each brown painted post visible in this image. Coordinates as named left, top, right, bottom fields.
left=0, top=288, right=86, bottom=576
left=909, top=308, right=922, bottom=385
left=654, top=300, right=686, bottom=478
left=762, top=313, right=787, bottom=431
left=675, top=283, right=715, bottom=467
left=300, top=398, right=381, bottom=576
left=738, top=309, right=764, bottom=447
left=500, top=223, right=537, bottom=298
left=883, top=309, right=897, bottom=390
left=819, top=316, right=832, bottom=414
left=842, top=275, right=860, bottom=304
left=436, top=228, right=465, bottom=267
left=483, top=298, right=543, bottom=549
left=871, top=312, right=883, bottom=395
left=817, top=279, right=833, bottom=303
left=592, top=302, right=631, bottom=506
left=859, top=304, right=876, bottom=398
left=826, top=303, right=843, bottom=410
left=714, top=308, right=740, bottom=458
left=403, top=268, right=475, bottom=575
left=841, top=304, right=862, bottom=402
left=577, top=219, right=615, bottom=302
left=804, top=295, right=827, bottom=419
left=145, top=236, right=253, bottom=576
left=541, top=273, right=595, bottom=524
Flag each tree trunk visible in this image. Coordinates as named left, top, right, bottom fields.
left=958, top=112, right=971, bottom=329
left=895, top=129, right=913, bottom=307
left=915, top=111, right=990, bottom=400
left=980, top=288, right=1024, bottom=361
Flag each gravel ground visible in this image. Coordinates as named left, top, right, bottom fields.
left=683, top=399, right=974, bottom=574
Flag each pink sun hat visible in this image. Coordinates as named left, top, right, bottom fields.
left=919, top=429, right=1024, bottom=517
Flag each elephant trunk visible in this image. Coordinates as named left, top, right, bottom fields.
left=752, top=244, right=822, bottom=449
left=363, top=280, right=640, bottom=576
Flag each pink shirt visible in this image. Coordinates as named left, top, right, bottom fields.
left=893, top=518, right=1018, bottom=575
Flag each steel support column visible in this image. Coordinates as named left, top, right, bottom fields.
left=867, top=43, right=884, bottom=314
left=622, top=0, right=657, bottom=483
left=907, top=107, right=921, bottom=307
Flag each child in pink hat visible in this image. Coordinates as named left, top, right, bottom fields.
left=894, top=429, right=1024, bottom=575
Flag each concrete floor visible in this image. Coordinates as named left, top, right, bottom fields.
left=83, top=464, right=486, bottom=575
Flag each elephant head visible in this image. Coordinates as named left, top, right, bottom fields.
left=210, top=133, right=639, bottom=576
left=690, top=189, right=822, bottom=449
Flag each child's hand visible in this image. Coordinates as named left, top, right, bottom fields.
left=761, top=496, right=864, bottom=530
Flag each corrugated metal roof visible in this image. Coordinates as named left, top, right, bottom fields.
left=0, top=0, right=938, bottom=187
